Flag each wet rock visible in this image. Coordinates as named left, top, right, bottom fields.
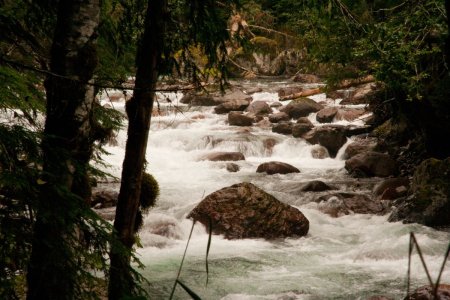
left=300, top=180, right=337, bottom=192
left=316, top=107, right=338, bottom=123
left=404, top=284, right=450, bottom=300
left=256, top=161, right=300, bottom=175
left=201, top=151, right=245, bottom=161
left=335, top=108, right=367, bottom=122
left=270, top=102, right=283, bottom=108
left=214, top=87, right=253, bottom=103
left=302, top=126, right=347, bottom=158
left=327, top=89, right=355, bottom=102
left=291, top=73, right=321, bottom=83
left=345, top=151, right=397, bottom=177
left=311, top=145, right=329, bottom=159
left=272, top=121, right=293, bottom=135
left=180, top=91, right=216, bottom=106
left=367, top=296, right=394, bottom=300
left=187, top=182, right=309, bottom=239
left=280, top=97, right=323, bottom=119
left=269, top=112, right=290, bottom=123
left=214, top=100, right=250, bottom=114
left=278, top=86, right=303, bottom=97
left=255, top=118, right=272, bottom=128
left=246, top=101, right=272, bottom=115
left=228, top=111, right=253, bottom=126
left=373, top=177, right=409, bottom=200
left=340, top=82, right=379, bottom=105
left=297, top=117, right=314, bottom=126
left=389, top=158, right=450, bottom=227
left=263, top=138, right=278, bottom=155
left=292, top=122, right=314, bottom=138
left=91, top=190, right=118, bottom=208
left=315, top=192, right=385, bottom=217
left=226, top=163, right=240, bottom=172
left=344, top=138, right=379, bottom=159
left=245, top=87, right=263, bottom=94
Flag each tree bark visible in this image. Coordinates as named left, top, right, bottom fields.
left=26, top=1, right=100, bottom=299
left=108, top=0, right=167, bottom=299
left=445, top=0, right=450, bottom=68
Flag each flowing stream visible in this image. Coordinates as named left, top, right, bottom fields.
left=99, top=79, right=449, bottom=300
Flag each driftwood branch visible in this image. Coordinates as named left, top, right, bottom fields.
left=279, top=88, right=322, bottom=101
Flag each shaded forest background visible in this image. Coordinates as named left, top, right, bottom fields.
left=1, top=0, right=449, bottom=299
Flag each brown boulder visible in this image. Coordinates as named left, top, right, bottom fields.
left=256, top=161, right=300, bottom=175
left=180, top=91, right=216, bottom=106
left=300, top=180, right=337, bottom=192
left=316, top=107, right=338, bottom=123
left=245, top=101, right=272, bottom=115
left=344, top=138, right=378, bottom=159
left=201, top=151, right=245, bottom=161
left=280, top=97, right=323, bottom=119
left=278, top=86, right=303, bottom=97
left=302, top=126, right=347, bottom=158
left=292, top=123, right=314, bottom=138
left=272, top=122, right=293, bottom=135
left=269, top=112, right=290, bottom=123
left=340, top=82, right=379, bottom=105
left=228, top=111, right=253, bottom=126
left=345, top=151, right=397, bottom=177
left=335, top=108, right=367, bottom=122
left=373, top=177, right=409, bottom=200
left=214, top=100, right=250, bottom=114
left=187, top=182, right=309, bottom=239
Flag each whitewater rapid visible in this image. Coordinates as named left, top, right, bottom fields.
left=99, top=80, right=449, bottom=299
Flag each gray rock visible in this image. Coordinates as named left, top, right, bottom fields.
left=226, top=163, right=240, bottom=172
left=187, top=182, right=309, bottom=239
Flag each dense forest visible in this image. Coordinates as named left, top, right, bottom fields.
left=1, top=0, right=449, bottom=299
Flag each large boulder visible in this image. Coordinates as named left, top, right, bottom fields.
left=201, top=151, right=245, bottom=161
left=316, top=107, right=338, bottom=123
left=302, top=126, right=347, bottom=158
left=292, top=118, right=314, bottom=137
left=269, top=112, right=290, bottom=123
left=228, top=111, right=253, bottom=126
left=280, top=97, right=323, bottom=119
left=340, top=82, right=379, bottom=105
left=187, top=182, right=309, bottom=239
left=214, top=100, right=250, bottom=114
left=315, top=192, right=386, bottom=217
left=181, top=87, right=252, bottom=106
left=335, top=108, right=367, bottom=122
left=272, top=122, right=293, bottom=135
left=344, top=138, right=379, bottom=159
left=256, top=161, right=300, bottom=175
left=180, top=91, right=216, bottom=106
left=404, top=284, right=450, bottom=300
left=245, top=101, right=272, bottom=115
left=300, top=180, right=337, bottom=192
left=373, top=177, right=409, bottom=200
left=345, top=151, right=397, bottom=177
left=389, top=158, right=450, bottom=227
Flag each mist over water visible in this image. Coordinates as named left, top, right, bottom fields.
left=100, top=80, right=450, bottom=299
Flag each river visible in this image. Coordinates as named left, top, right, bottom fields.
left=99, top=79, right=449, bottom=299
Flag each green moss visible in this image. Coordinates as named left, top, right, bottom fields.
left=140, top=172, right=159, bottom=211
left=250, top=36, right=278, bottom=55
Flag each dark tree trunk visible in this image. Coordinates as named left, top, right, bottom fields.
left=445, top=0, right=450, bottom=67
left=108, top=0, right=167, bottom=299
left=26, top=1, right=100, bottom=299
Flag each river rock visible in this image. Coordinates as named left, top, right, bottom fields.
left=345, top=151, right=397, bottom=177
left=367, top=297, right=394, bottom=300
left=201, top=151, right=245, bottom=161
left=316, top=107, right=338, bottom=123
left=91, top=190, right=118, bottom=208
left=297, top=117, right=314, bottom=125
left=302, top=126, right=347, bottom=158
left=292, top=118, right=314, bottom=137
left=373, top=177, right=409, bottom=200
left=270, top=102, right=283, bottom=108
left=389, top=158, right=450, bottom=227
left=215, top=87, right=253, bottom=103
left=292, top=73, right=321, bottom=83
left=256, top=161, right=300, bottom=175
left=300, top=180, right=337, bottom=192
left=226, top=163, right=240, bottom=172
left=272, top=122, right=293, bottom=135
left=245, top=87, right=263, bottom=94
left=228, top=111, right=253, bottom=126
left=327, top=89, right=355, bottom=102
left=340, top=82, right=379, bottom=105
left=187, top=182, right=309, bottom=239
left=280, top=97, right=323, bottom=119
left=344, top=138, right=379, bottom=159
left=263, top=138, right=278, bottom=155
left=180, top=91, right=216, bottom=106
left=246, top=101, right=272, bottom=115
left=335, top=108, right=367, bottom=122
left=404, top=284, right=450, bottom=300
left=311, top=145, right=330, bottom=159
left=214, top=100, right=250, bottom=114
left=315, top=192, right=385, bottom=217
left=269, top=112, right=290, bottom=123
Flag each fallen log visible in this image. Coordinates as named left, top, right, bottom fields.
left=279, top=88, right=322, bottom=101
left=337, top=75, right=375, bottom=89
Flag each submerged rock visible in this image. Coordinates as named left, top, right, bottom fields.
left=315, top=192, right=386, bottom=217
left=256, top=161, right=300, bottom=175
left=389, top=158, right=450, bottom=227
left=201, top=151, right=245, bottom=161
left=228, top=111, right=253, bottom=126
left=404, top=284, right=450, bottom=300
left=345, top=151, right=397, bottom=177
left=226, top=163, right=240, bottom=172
left=300, top=180, right=337, bottom=192
left=187, top=182, right=309, bottom=239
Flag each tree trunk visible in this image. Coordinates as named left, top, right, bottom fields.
left=26, top=1, right=100, bottom=299
left=108, top=0, right=167, bottom=299
left=445, top=0, right=450, bottom=67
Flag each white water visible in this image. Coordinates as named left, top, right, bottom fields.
left=99, top=80, right=449, bottom=300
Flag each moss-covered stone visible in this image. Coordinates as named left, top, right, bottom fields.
left=140, top=172, right=159, bottom=211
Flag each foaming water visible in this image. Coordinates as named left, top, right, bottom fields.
left=100, top=82, right=450, bottom=300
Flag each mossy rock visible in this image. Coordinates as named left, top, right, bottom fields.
left=140, top=172, right=159, bottom=210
